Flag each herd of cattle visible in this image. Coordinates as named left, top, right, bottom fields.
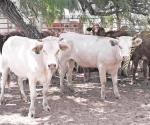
left=0, top=25, right=149, bottom=118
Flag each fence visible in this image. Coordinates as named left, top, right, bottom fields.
left=0, top=16, right=83, bottom=34
left=0, top=17, right=16, bottom=33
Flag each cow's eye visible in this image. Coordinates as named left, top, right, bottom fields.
left=43, top=50, right=47, bottom=54
left=55, top=49, right=60, bottom=56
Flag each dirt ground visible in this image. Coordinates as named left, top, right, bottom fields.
left=1, top=72, right=150, bottom=125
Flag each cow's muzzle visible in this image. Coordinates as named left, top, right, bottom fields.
left=48, top=64, right=57, bottom=70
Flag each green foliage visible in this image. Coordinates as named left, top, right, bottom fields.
left=105, top=16, right=114, bottom=27
left=19, top=0, right=150, bottom=30
left=19, top=0, right=79, bottom=26
left=80, top=14, right=90, bottom=23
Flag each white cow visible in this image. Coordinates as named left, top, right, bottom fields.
left=117, top=36, right=143, bottom=76
left=0, top=53, right=2, bottom=73
left=58, top=32, right=123, bottom=99
left=117, top=36, right=142, bottom=58
left=0, top=36, right=60, bottom=117
left=117, top=36, right=133, bottom=57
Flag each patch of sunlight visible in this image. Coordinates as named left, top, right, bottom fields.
left=89, top=107, right=105, bottom=114
left=4, top=93, right=13, bottom=98
left=0, top=114, right=38, bottom=125
left=103, top=100, right=116, bottom=104
left=121, top=84, right=127, bottom=87
left=141, top=103, right=150, bottom=108
left=37, top=115, right=51, bottom=121
left=135, top=89, right=144, bottom=94
left=108, top=87, right=112, bottom=90
left=99, top=117, right=107, bottom=120
left=36, top=88, right=42, bottom=92
left=50, top=95, right=61, bottom=100
left=67, top=96, right=88, bottom=105
left=6, top=103, right=16, bottom=106
left=76, top=73, right=84, bottom=78
left=92, top=101, right=105, bottom=107
left=49, top=87, right=60, bottom=93
left=59, top=115, right=74, bottom=123
left=9, top=81, right=18, bottom=88
left=75, top=83, right=98, bottom=89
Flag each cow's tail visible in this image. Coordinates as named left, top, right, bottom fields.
left=1, top=54, right=11, bottom=87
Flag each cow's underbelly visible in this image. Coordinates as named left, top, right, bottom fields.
left=8, top=62, right=28, bottom=77
left=9, top=63, right=47, bottom=82
left=76, top=60, right=97, bottom=68
left=72, top=51, right=119, bottom=68
left=73, top=55, right=97, bottom=68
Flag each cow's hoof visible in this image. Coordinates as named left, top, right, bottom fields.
left=60, top=84, right=66, bottom=93
left=100, top=96, right=106, bottom=101
left=60, top=87, right=66, bottom=94
left=60, top=84, right=74, bottom=94
left=43, top=105, right=50, bottom=112
left=115, top=96, right=121, bottom=99
left=144, top=79, right=149, bottom=86
left=67, top=85, right=74, bottom=93
left=61, top=87, right=74, bottom=95
left=0, top=98, right=6, bottom=105
left=28, top=112, right=35, bottom=118
left=115, top=94, right=121, bottom=99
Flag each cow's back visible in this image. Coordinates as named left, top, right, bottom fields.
left=60, top=32, right=122, bottom=67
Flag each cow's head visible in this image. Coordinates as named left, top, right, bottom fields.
left=87, top=24, right=105, bottom=36
left=41, top=36, right=60, bottom=71
left=117, top=36, right=133, bottom=58
left=92, top=24, right=105, bottom=36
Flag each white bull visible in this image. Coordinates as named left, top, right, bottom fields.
left=58, top=32, right=123, bottom=99
left=0, top=36, right=60, bottom=117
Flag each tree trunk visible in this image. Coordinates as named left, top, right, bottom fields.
left=0, top=0, right=42, bottom=39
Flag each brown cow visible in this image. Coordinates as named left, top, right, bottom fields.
left=105, top=30, right=129, bottom=38
left=87, top=24, right=129, bottom=38
left=132, top=33, right=150, bottom=84
left=0, top=34, right=4, bottom=53
left=86, top=24, right=105, bottom=36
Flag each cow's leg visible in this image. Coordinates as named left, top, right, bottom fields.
left=66, top=60, right=75, bottom=92
left=59, top=62, right=67, bottom=93
left=28, top=78, right=36, bottom=118
left=143, top=59, right=149, bottom=85
left=149, top=62, right=150, bottom=79
left=98, top=65, right=106, bottom=100
left=0, top=67, right=9, bottom=105
left=110, top=67, right=120, bottom=99
left=121, top=58, right=128, bottom=77
left=83, top=68, right=90, bottom=82
left=42, top=81, right=50, bottom=112
left=132, top=60, right=139, bottom=82
left=42, top=73, right=52, bottom=112
left=132, top=55, right=141, bottom=82
left=18, top=77, right=28, bottom=102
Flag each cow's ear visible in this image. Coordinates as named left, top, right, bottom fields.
left=32, top=43, right=43, bottom=54
left=59, top=42, right=69, bottom=51
left=110, top=39, right=118, bottom=46
left=132, top=38, right=143, bottom=47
